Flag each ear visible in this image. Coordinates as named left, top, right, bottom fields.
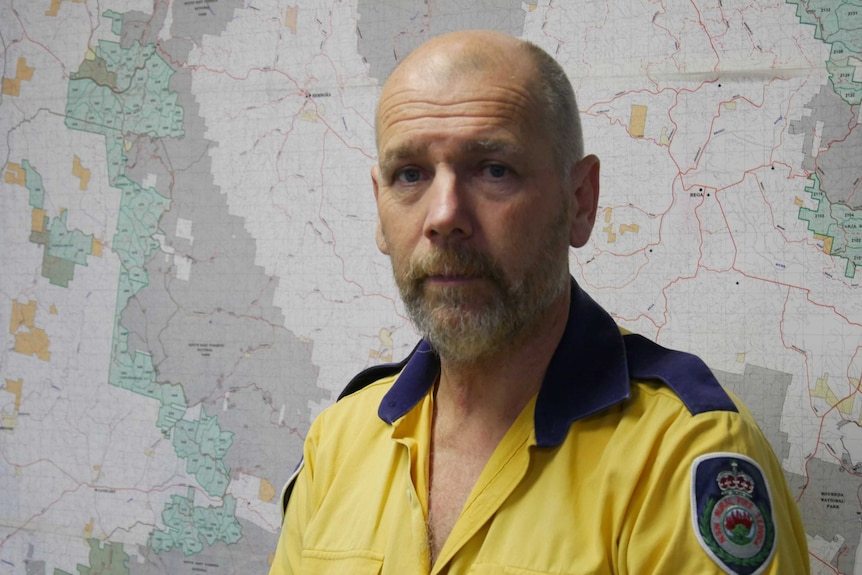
left=568, top=154, right=600, bottom=248
left=371, top=165, right=389, bottom=254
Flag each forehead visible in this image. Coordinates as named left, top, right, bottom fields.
left=375, top=67, right=542, bottom=157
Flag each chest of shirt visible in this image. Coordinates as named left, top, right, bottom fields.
left=299, top=397, right=687, bottom=575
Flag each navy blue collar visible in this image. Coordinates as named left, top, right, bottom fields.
left=378, top=280, right=631, bottom=447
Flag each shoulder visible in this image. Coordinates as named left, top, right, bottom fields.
left=623, top=331, right=737, bottom=416
left=335, top=352, right=411, bottom=401
left=312, top=368, right=400, bottom=431
left=617, top=333, right=782, bottom=479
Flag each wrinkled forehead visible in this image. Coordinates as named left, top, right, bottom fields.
left=375, top=49, right=539, bottom=149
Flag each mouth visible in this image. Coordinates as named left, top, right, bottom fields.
left=420, top=274, right=503, bottom=301
left=423, top=272, right=483, bottom=284
left=405, top=248, right=500, bottom=292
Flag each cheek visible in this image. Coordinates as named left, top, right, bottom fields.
left=378, top=225, right=414, bottom=274
left=379, top=205, right=424, bottom=256
left=481, top=206, right=532, bottom=250
left=487, top=203, right=563, bottom=270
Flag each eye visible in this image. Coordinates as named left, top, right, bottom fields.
left=396, top=167, right=423, bottom=184
left=483, top=164, right=509, bottom=178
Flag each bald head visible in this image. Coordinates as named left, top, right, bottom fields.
left=391, top=30, right=527, bottom=82
left=376, top=30, right=583, bottom=172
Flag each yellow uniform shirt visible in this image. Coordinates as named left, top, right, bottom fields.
left=270, top=283, right=809, bottom=574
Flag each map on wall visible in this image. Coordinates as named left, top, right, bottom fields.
left=0, top=0, right=859, bottom=573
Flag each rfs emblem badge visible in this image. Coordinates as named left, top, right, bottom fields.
left=691, top=453, right=776, bottom=575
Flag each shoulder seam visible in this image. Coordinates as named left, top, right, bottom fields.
left=336, top=341, right=421, bottom=401
left=623, top=333, right=737, bottom=416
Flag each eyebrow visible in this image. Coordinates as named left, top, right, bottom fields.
left=463, top=139, right=523, bottom=156
left=379, top=142, right=430, bottom=172
left=378, top=138, right=523, bottom=172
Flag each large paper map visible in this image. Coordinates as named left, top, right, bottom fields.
left=1, top=1, right=859, bottom=573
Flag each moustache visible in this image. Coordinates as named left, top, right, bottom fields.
left=404, top=248, right=503, bottom=284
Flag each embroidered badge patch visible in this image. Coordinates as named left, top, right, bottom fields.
left=691, top=453, right=776, bottom=575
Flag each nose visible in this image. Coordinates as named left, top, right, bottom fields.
left=423, top=169, right=473, bottom=242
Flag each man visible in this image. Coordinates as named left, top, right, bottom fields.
left=270, top=30, right=809, bottom=574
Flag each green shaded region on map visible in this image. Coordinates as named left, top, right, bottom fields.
left=798, top=174, right=862, bottom=278
left=102, top=9, right=125, bottom=37
left=149, top=486, right=242, bottom=556
left=21, top=159, right=45, bottom=208
left=110, top=331, right=188, bottom=432
left=52, top=539, right=130, bottom=575
left=173, top=407, right=234, bottom=498
left=63, top=12, right=242, bottom=560
left=111, top=176, right=170, bottom=300
left=65, top=30, right=181, bottom=412
left=787, top=0, right=862, bottom=105
left=67, top=39, right=183, bottom=140
left=788, top=0, right=862, bottom=278
left=22, top=161, right=96, bottom=287
left=45, top=212, right=94, bottom=265
left=32, top=212, right=95, bottom=287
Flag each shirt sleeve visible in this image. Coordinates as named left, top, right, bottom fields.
left=619, top=392, right=810, bottom=574
left=269, top=415, right=321, bottom=575
left=268, top=463, right=306, bottom=574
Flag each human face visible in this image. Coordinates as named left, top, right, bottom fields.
left=372, top=63, right=575, bottom=363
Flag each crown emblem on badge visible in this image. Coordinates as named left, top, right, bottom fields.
left=694, top=455, right=776, bottom=573
left=716, top=460, right=754, bottom=496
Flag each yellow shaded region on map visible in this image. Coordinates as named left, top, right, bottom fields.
left=14, top=329, right=51, bottom=361
left=794, top=197, right=804, bottom=206
left=10, top=300, right=36, bottom=333
left=73, top=155, right=90, bottom=190
left=812, top=373, right=840, bottom=407
left=659, top=127, right=670, bottom=146
left=369, top=349, right=394, bottom=362
left=369, top=328, right=394, bottom=362
left=259, top=478, right=276, bottom=502
left=9, top=300, right=51, bottom=361
left=602, top=211, right=639, bottom=243
left=629, top=104, right=647, bottom=138
left=602, top=208, right=615, bottom=242
left=724, top=101, right=737, bottom=110
left=46, top=0, right=85, bottom=16
left=2, top=58, right=35, bottom=97
left=814, top=233, right=834, bottom=254
left=852, top=379, right=862, bottom=426
left=300, top=109, right=319, bottom=122
left=285, top=6, right=298, bottom=34
left=4, top=379, right=23, bottom=412
left=379, top=328, right=394, bottom=348
left=83, top=517, right=94, bottom=540
left=32, top=208, right=46, bottom=232
left=91, top=237, right=103, bottom=257
left=4, top=162, right=25, bottom=185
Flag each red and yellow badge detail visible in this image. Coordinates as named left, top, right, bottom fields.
left=691, top=453, right=776, bottom=575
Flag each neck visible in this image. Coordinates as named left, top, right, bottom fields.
left=434, top=287, right=570, bottom=430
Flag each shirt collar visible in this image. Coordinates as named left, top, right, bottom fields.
left=378, top=279, right=631, bottom=447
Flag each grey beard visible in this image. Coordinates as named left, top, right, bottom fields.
left=398, top=246, right=569, bottom=365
